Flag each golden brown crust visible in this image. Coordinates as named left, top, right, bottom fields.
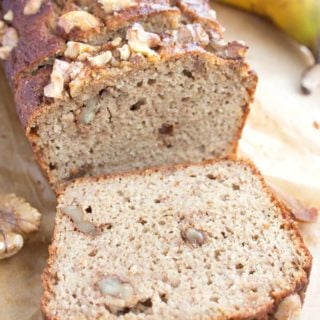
left=2, top=0, right=227, bottom=123
left=43, top=158, right=312, bottom=320
left=2, top=0, right=257, bottom=191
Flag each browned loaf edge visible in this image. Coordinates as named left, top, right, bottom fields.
left=42, top=158, right=312, bottom=320
left=1, top=0, right=223, bottom=87
left=0, top=0, right=257, bottom=188
left=0, top=0, right=252, bottom=128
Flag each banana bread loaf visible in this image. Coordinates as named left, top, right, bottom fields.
left=42, top=159, right=311, bottom=320
left=0, top=1, right=257, bottom=188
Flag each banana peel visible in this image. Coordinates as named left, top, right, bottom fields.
left=215, top=0, right=320, bottom=94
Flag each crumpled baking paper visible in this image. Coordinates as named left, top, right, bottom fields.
left=0, top=3, right=319, bottom=319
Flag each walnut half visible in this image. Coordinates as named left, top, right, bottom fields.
left=0, top=194, right=41, bottom=260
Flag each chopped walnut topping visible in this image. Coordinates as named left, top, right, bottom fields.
left=44, top=59, right=71, bottom=99
left=111, top=37, right=122, bottom=47
left=0, top=194, right=41, bottom=260
left=129, top=52, right=145, bottom=65
left=23, top=0, right=43, bottom=16
left=69, top=66, right=87, bottom=98
left=88, top=51, right=112, bottom=67
left=64, top=41, right=100, bottom=59
left=127, top=23, right=161, bottom=58
left=118, top=44, right=131, bottom=61
left=0, top=21, right=5, bottom=32
left=170, top=24, right=209, bottom=46
left=68, top=61, right=85, bottom=79
left=4, top=10, right=14, bottom=22
left=44, top=60, right=85, bottom=99
left=180, top=0, right=217, bottom=21
left=0, top=26, right=19, bottom=60
left=0, top=46, right=12, bottom=60
left=98, top=0, right=136, bottom=13
left=208, top=39, right=247, bottom=60
left=2, top=27, right=19, bottom=48
left=58, top=11, right=101, bottom=34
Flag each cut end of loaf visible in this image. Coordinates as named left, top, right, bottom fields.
left=28, top=50, right=256, bottom=187
left=42, top=159, right=311, bottom=320
left=4, top=0, right=257, bottom=188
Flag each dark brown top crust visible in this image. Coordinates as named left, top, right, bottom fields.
left=14, top=65, right=51, bottom=126
left=0, top=0, right=251, bottom=129
left=2, top=0, right=220, bottom=86
left=2, top=0, right=65, bottom=86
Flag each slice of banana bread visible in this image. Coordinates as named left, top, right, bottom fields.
left=0, top=1, right=257, bottom=188
left=42, top=159, right=311, bottom=320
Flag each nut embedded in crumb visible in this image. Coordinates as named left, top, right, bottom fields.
left=127, top=23, right=161, bottom=58
left=181, top=227, right=206, bottom=247
left=98, top=275, right=135, bottom=302
left=97, top=0, right=136, bottom=13
left=61, top=205, right=96, bottom=233
left=274, top=294, right=301, bottom=320
left=58, top=11, right=101, bottom=34
left=0, top=194, right=41, bottom=260
left=4, top=10, right=14, bottom=22
left=79, top=95, right=101, bottom=124
left=23, top=0, right=43, bottom=16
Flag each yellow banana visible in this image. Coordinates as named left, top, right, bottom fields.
left=215, top=0, right=320, bottom=61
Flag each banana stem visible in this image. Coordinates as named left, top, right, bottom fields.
left=315, top=36, right=320, bottom=64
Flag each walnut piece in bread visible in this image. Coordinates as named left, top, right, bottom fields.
left=274, top=294, right=302, bottom=320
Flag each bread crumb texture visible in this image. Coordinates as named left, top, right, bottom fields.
left=42, top=160, right=311, bottom=320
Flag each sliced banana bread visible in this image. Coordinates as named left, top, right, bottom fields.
left=0, top=1, right=257, bottom=188
left=42, top=159, right=311, bottom=320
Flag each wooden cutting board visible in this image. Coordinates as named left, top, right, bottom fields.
left=0, top=3, right=319, bottom=319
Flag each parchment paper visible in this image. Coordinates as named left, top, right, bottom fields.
left=0, top=3, right=319, bottom=320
